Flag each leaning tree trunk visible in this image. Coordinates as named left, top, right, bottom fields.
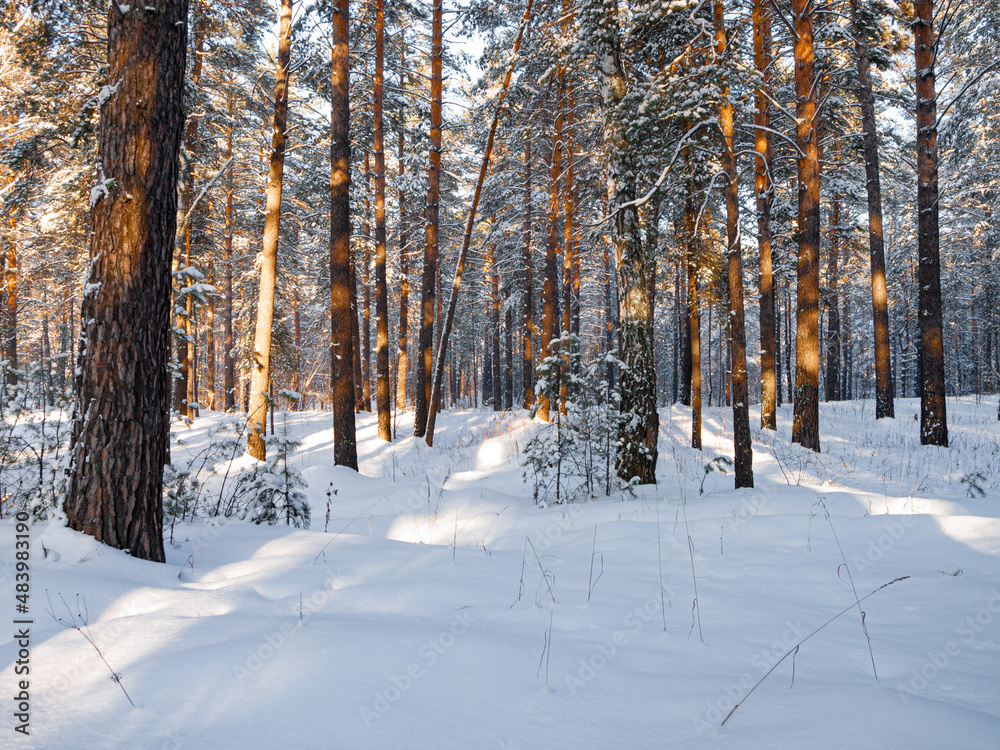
left=330, top=0, right=358, bottom=468
left=913, top=0, right=948, bottom=446
left=715, top=0, right=753, bottom=488
left=247, top=0, right=293, bottom=461
left=413, top=0, right=442, bottom=437
left=753, top=0, right=776, bottom=430
left=373, top=0, right=391, bottom=440
left=583, top=0, right=658, bottom=483
left=65, top=0, right=188, bottom=563
left=791, top=0, right=822, bottom=452
left=849, top=0, right=894, bottom=420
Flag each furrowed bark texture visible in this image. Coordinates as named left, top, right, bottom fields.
left=65, top=0, right=189, bottom=563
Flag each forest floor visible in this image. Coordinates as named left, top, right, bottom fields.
left=3, top=397, right=1000, bottom=749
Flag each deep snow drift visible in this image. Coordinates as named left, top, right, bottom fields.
left=3, top=398, right=999, bottom=749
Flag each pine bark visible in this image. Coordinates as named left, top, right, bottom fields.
left=522, top=140, right=534, bottom=408
left=753, top=0, right=776, bottom=430
left=584, top=0, right=658, bottom=483
left=413, top=0, right=442, bottom=437
left=247, top=0, right=293, bottom=461
left=330, top=0, right=358, bottom=468
left=913, top=0, right=948, bottom=446
left=539, top=89, right=563, bottom=423
left=395, top=31, right=409, bottom=413
left=791, top=0, right=821, bottom=452
left=825, top=194, right=842, bottom=401
left=849, top=0, right=894, bottom=420
left=715, top=0, right=753, bottom=487
left=373, top=0, right=391, bottom=440
left=65, top=0, right=188, bottom=563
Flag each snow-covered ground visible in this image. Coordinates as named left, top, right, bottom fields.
left=3, top=397, right=1000, bottom=749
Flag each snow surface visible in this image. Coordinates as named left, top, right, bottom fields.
left=3, top=398, right=1000, bottom=749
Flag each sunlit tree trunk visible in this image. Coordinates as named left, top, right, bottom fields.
left=825, top=193, right=842, bottom=401
left=373, top=0, right=391, bottom=440
left=913, top=0, right=948, bottom=446
left=539, top=87, right=563, bottom=423
left=522, top=140, right=534, bottom=408
left=247, top=0, right=293, bottom=460
left=2, top=221, right=16, bottom=390
left=65, top=0, right=188, bottom=562
left=413, top=0, right=442, bottom=437
left=849, top=0, right=894, bottom=420
left=715, top=0, right=753, bottom=486
left=686, top=184, right=702, bottom=450
left=791, top=0, right=821, bottom=452
left=330, top=0, right=358, bottom=468
left=753, top=0, right=776, bottom=430
left=395, top=28, right=409, bottom=413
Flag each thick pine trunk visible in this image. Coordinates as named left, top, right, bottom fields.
left=791, top=0, right=821, bottom=452
left=330, top=0, right=358, bottom=468
left=247, top=0, right=293, bottom=460
left=65, top=0, right=188, bottom=563
left=715, top=0, right=753, bottom=487
left=753, top=0, right=776, bottom=430
left=850, top=0, right=894, bottom=420
left=413, top=0, right=442, bottom=437
left=913, top=0, right=948, bottom=446
left=373, top=0, right=391, bottom=440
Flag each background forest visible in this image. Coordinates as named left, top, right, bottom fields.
left=1, top=0, right=999, bottom=494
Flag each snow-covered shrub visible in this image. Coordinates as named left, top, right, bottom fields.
left=522, top=334, right=620, bottom=504
left=0, top=366, right=70, bottom=518
left=233, top=427, right=310, bottom=528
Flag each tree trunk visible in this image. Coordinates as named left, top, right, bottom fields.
left=825, top=193, right=842, bottom=401
left=715, top=0, right=753, bottom=487
left=330, top=0, right=358, bottom=468
left=395, top=29, right=409, bottom=413
left=373, top=0, right=391, bottom=440
left=413, top=0, right=442, bottom=437
left=539, top=87, right=563, bottom=423
left=522, top=139, right=534, bottom=408
left=362, top=152, right=373, bottom=410
left=791, top=0, right=821, bottom=452
left=753, top=0, right=776, bottom=430
left=3, top=220, right=16, bottom=390
left=222, top=91, right=237, bottom=412
left=913, top=0, right=948, bottom=446
left=247, top=0, right=293, bottom=461
left=491, top=246, right=502, bottom=411
left=585, top=13, right=659, bottom=482
left=850, top=0, right=894, bottom=420
left=65, top=0, right=188, bottom=563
